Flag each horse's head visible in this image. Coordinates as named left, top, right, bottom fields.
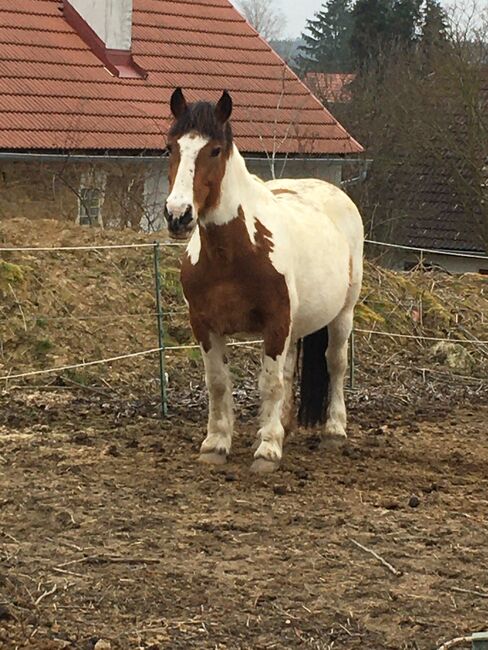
left=164, top=88, right=233, bottom=239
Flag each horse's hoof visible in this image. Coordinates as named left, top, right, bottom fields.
left=250, top=458, right=280, bottom=474
left=251, top=437, right=261, bottom=452
left=198, top=451, right=227, bottom=466
left=321, top=433, right=347, bottom=450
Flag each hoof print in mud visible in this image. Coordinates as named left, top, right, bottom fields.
left=321, top=434, right=348, bottom=450
left=250, top=458, right=280, bottom=474
left=198, top=451, right=228, bottom=466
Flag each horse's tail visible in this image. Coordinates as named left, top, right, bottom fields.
left=297, top=326, right=329, bottom=427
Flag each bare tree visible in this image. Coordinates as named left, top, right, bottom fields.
left=237, top=0, right=286, bottom=41
left=335, top=2, right=488, bottom=251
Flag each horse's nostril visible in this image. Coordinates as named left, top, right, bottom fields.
left=180, top=206, right=193, bottom=226
left=164, top=203, right=173, bottom=223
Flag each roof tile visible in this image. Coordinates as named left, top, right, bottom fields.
left=0, top=0, right=363, bottom=154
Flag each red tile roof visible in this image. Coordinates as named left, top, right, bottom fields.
left=0, top=0, right=363, bottom=155
left=304, top=73, right=356, bottom=104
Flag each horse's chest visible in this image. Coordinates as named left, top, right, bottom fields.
left=181, top=247, right=290, bottom=350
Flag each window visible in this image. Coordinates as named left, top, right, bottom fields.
left=78, top=187, right=102, bottom=226
left=77, top=169, right=106, bottom=227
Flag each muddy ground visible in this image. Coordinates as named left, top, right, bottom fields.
left=1, top=385, right=487, bottom=650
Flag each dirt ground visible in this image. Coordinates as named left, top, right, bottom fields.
left=1, top=386, right=488, bottom=650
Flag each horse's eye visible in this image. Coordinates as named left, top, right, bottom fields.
left=211, top=147, right=221, bottom=157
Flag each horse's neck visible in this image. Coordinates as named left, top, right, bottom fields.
left=205, top=145, right=269, bottom=227
left=190, top=148, right=271, bottom=264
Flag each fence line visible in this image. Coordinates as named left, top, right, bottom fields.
left=0, top=340, right=265, bottom=382
left=355, top=328, right=488, bottom=344
left=0, top=348, right=164, bottom=381
left=1, top=328, right=486, bottom=384
left=0, top=241, right=187, bottom=252
left=365, top=239, right=488, bottom=261
left=1, top=236, right=486, bottom=412
left=0, top=243, right=157, bottom=252
left=0, top=310, right=190, bottom=323
left=1, top=238, right=486, bottom=261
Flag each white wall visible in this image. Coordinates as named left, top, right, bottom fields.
left=397, top=252, right=488, bottom=275
left=143, top=164, right=168, bottom=232
left=70, top=0, right=133, bottom=50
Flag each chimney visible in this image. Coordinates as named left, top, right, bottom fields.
left=63, top=0, right=147, bottom=79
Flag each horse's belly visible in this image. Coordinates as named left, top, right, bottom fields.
left=283, top=232, right=351, bottom=339
left=291, top=283, right=349, bottom=338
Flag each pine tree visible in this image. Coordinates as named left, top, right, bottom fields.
left=420, top=0, right=449, bottom=52
left=390, top=0, right=422, bottom=44
left=298, top=0, right=354, bottom=72
left=350, top=0, right=391, bottom=67
left=350, top=0, right=423, bottom=68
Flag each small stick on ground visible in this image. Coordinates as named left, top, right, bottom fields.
left=51, top=567, right=87, bottom=579
left=34, top=584, right=57, bottom=606
left=349, top=538, right=403, bottom=577
left=451, top=586, right=488, bottom=599
left=436, top=635, right=473, bottom=650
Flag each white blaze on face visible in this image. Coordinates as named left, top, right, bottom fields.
left=166, top=133, right=209, bottom=219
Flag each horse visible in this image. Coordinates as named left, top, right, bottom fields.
left=164, top=88, right=364, bottom=473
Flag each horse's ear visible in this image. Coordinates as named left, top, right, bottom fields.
left=170, top=88, right=187, bottom=119
left=215, top=90, right=233, bottom=124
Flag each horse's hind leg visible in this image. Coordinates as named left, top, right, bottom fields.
left=199, top=334, right=234, bottom=465
left=281, top=343, right=297, bottom=434
left=323, top=307, right=353, bottom=447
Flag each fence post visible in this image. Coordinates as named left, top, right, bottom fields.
left=348, top=330, right=355, bottom=390
left=153, top=242, right=168, bottom=417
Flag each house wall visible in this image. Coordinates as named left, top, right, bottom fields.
left=0, top=161, right=78, bottom=221
left=0, top=160, right=146, bottom=228
left=399, top=252, right=488, bottom=275
left=0, top=156, right=344, bottom=230
left=247, top=158, right=343, bottom=186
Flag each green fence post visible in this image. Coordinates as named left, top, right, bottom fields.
left=153, top=242, right=168, bottom=417
left=472, top=632, right=488, bottom=650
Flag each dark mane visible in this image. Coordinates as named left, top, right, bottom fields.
left=169, top=101, right=233, bottom=151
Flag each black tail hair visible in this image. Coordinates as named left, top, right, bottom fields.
left=297, top=326, right=329, bottom=427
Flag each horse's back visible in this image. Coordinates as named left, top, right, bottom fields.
left=265, top=178, right=363, bottom=248
left=266, top=176, right=363, bottom=274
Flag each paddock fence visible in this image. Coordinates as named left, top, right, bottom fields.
left=0, top=238, right=486, bottom=416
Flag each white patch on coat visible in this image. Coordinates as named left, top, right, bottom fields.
left=166, top=133, right=209, bottom=219
left=186, top=226, right=201, bottom=265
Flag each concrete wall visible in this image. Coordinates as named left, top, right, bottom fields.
left=0, top=156, right=344, bottom=231
left=0, top=160, right=146, bottom=229
left=401, top=251, right=488, bottom=275
left=246, top=158, right=342, bottom=185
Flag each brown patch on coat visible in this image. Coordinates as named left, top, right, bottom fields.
left=166, top=135, right=231, bottom=215
left=349, top=256, right=353, bottom=286
left=193, top=140, right=231, bottom=215
left=181, top=206, right=290, bottom=359
left=271, top=188, right=298, bottom=196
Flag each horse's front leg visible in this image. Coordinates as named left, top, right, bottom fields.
left=199, top=334, right=234, bottom=465
left=252, top=337, right=290, bottom=474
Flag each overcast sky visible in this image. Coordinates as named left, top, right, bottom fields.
left=276, top=0, right=324, bottom=37
left=230, top=1, right=324, bottom=39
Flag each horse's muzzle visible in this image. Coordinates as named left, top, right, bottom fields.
left=165, top=203, right=194, bottom=239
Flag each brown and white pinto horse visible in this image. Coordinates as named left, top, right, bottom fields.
left=165, top=88, right=364, bottom=473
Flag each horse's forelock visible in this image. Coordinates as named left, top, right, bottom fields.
left=169, top=101, right=233, bottom=151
